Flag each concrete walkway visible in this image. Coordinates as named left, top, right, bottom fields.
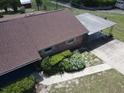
left=92, top=39, right=124, bottom=75
left=40, top=64, right=111, bottom=85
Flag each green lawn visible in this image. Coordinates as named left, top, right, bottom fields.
left=72, top=8, right=124, bottom=42
left=48, top=69, right=124, bottom=93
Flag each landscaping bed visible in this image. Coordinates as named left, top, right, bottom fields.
left=41, top=50, right=86, bottom=76
left=41, top=50, right=103, bottom=76
left=82, top=52, right=103, bottom=67
left=47, top=69, right=124, bottom=93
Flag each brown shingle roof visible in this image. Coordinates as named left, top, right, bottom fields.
left=0, top=9, right=88, bottom=76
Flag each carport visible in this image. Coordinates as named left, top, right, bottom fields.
left=76, top=13, right=116, bottom=41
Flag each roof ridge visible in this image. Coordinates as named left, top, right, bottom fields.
left=0, top=9, right=65, bottom=23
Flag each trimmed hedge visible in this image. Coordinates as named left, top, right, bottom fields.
left=0, top=75, right=35, bottom=93
left=50, top=50, right=72, bottom=65
left=41, top=50, right=72, bottom=75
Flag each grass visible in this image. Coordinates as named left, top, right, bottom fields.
left=82, top=51, right=103, bottom=67
left=47, top=69, right=124, bottom=93
left=72, top=8, right=124, bottom=42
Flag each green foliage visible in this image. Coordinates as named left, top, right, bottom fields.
left=9, top=0, right=20, bottom=12
left=0, top=0, right=20, bottom=12
left=0, top=75, right=35, bottom=93
left=41, top=50, right=85, bottom=75
left=0, top=13, right=3, bottom=18
left=41, top=56, right=63, bottom=75
left=35, top=0, right=42, bottom=10
left=42, top=0, right=50, bottom=10
left=41, top=50, right=72, bottom=75
left=19, top=6, right=25, bottom=14
left=71, top=0, right=116, bottom=7
left=61, top=51, right=85, bottom=72
left=41, top=56, right=52, bottom=72
left=50, top=50, right=72, bottom=65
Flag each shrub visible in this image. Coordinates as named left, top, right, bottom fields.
left=0, top=75, right=35, bottom=93
left=41, top=50, right=72, bottom=75
left=0, top=13, right=3, bottom=18
left=19, top=6, right=25, bottom=14
left=49, top=50, right=72, bottom=65
left=60, top=51, right=85, bottom=72
left=41, top=56, right=52, bottom=72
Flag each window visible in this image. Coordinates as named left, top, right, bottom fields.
left=44, top=47, right=54, bottom=53
left=66, top=38, right=75, bottom=45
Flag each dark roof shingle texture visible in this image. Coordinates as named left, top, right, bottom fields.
left=0, top=10, right=88, bottom=76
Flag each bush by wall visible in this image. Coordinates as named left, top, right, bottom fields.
left=50, top=50, right=72, bottom=65
left=19, top=6, right=26, bottom=14
left=0, top=75, right=36, bottom=93
left=41, top=50, right=72, bottom=75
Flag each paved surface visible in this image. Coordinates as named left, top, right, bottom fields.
left=40, top=64, right=111, bottom=85
left=92, top=39, right=124, bottom=75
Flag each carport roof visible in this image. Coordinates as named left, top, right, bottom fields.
left=76, top=13, right=116, bottom=35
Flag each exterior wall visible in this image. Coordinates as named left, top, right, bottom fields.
left=39, top=34, right=87, bottom=57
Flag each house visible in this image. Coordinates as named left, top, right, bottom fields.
left=20, top=0, right=31, bottom=8
left=115, top=0, right=124, bottom=9
left=0, top=9, right=88, bottom=81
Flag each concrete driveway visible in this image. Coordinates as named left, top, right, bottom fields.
left=91, top=39, right=124, bottom=75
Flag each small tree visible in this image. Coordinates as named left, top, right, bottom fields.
left=42, top=0, right=50, bottom=10
left=9, top=0, right=21, bottom=12
left=0, top=0, right=20, bottom=13
left=0, top=0, right=9, bottom=12
left=35, top=0, right=42, bottom=10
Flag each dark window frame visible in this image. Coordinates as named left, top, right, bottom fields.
left=44, top=47, right=54, bottom=53
left=65, top=38, right=75, bottom=45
